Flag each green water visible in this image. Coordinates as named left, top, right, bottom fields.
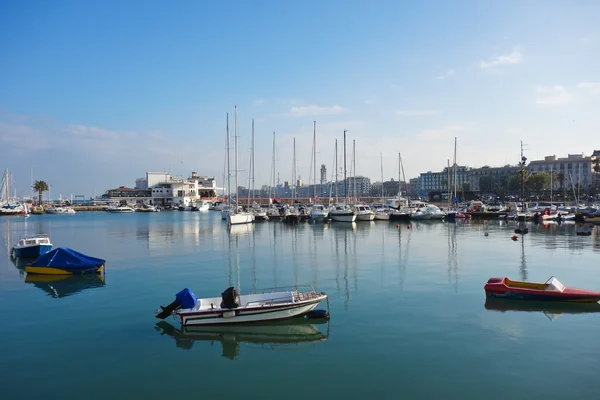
left=1, top=212, right=599, bottom=399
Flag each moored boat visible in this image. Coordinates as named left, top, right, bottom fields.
left=10, top=234, right=52, bottom=258
left=25, top=247, right=105, bottom=275
left=156, top=286, right=328, bottom=326
left=484, top=276, right=600, bottom=302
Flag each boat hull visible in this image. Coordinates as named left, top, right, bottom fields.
left=179, top=298, right=323, bottom=326
left=227, top=213, right=255, bottom=225
left=12, top=244, right=52, bottom=258
left=484, top=277, right=600, bottom=302
left=25, top=264, right=104, bottom=275
left=329, top=212, right=356, bottom=222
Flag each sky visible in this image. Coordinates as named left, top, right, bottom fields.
left=1, top=0, right=599, bottom=199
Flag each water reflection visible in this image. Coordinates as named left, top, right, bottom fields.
left=24, top=274, right=106, bottom=298
left=447, top=224, right=458, bottom=290
left=10, top=256, right=36, bottom=276
left=519, top=234, right=527, bottom=281
left=155, top=318, right=329, bottom=360
left=485, top=298, right=600, bottom=321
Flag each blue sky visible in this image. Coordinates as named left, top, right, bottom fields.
left=1, top=0, right=599, bottom=198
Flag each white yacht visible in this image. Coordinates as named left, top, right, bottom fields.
left=309, top=204, right=329, bottom=221
left=353, top=204, right=375, bottom=221
left=371, top=203, right=390, bottom=221
left=106, top=205, right=135, bottom=213
left=329, top=204, right=356, bottom=222
left=45, top=206, right=76, bottom=214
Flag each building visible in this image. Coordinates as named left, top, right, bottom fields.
left=527, top=154, right=596, bottom=188
left=320, top=164, right=327, bottom=184
left=134, top=171, right=222, bottom=207
left=407, top=177, right=420, bottom=197
left=469, top=165, right=520, bottom=192
left=104, top=186, right=151, bottom=205
left=420, top=165, right=470, bottom=194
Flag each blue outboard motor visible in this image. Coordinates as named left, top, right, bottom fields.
left=155, top=288, right=198, bottom=319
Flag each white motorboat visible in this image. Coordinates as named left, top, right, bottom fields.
left=106, top=205, right=135, bottom=213
left=309, top=204, right=329, bottom=221
left=196, top=200, right=210, bottom=212
left=410, top=207, right=432, bottom=220
left=372, top=203, right=390, bottom=220
left=329, top=204, right=356, bottom=222
left=45, top=206, right=77, bottom=214
left=10, top=234, right=52, bottom=258
left=353, top=204, right=375, bottom=221
left=424, top=204, right=445, bottom=220
left=227, top=211, right=255, bottom=225
left=136, top=204, right=159, bottom=212
left=156, top=286, right=329, bottom=326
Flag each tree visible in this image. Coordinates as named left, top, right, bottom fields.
left=32, top=180, right=49, bottom=205
left=526, top=172, right=550, bottom=194
left=508, top=174, right=520, bottom=192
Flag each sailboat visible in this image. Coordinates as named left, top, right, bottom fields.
left=389, top=153, right=410, bottom=221
left=329, top=130, right=356, bottom=222
left=266, top=132, right=282, bottom=220
left=0, top=168, right=27, bottom=216
left=283, top=138, right=301, bottom=224
left=373, top=153, right=390, bottom=220
left=227, top=107, right=255, bottom=226
left=248, top=119, right=268, bottom=221
left=308, top=121, right=328, bottom=221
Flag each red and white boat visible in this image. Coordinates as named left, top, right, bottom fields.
left=484, top=276, right=600, bottom=303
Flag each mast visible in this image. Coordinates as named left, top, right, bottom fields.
left=313, top=121, right=317, bottom=201
left=335, top=139, right=338, bottom=202
left=380, top=153, right=384, bottom=200
left=343, top=130, right=348, bottom=201
left=447, top=159, right=451, bottom=209
left=292, top=137, right=297, bottom=203
left=270, top=131, right=276, bottom=204
left=226, top=113, right=231, bottom=207
left=234, top=106, right=238, bottom=213
left=247, top=119, right=254, bottom=206
left=353, top=139, right=356, bottom=201
left=399, top=153, right=408, bottom=204
left=453, top=137, right=458, bottom=202
left=550, top=164, right=553, bottom=205
left=397, top=153, right=401, bottom=198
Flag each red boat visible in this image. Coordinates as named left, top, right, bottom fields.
left=484, top=276, right=600, bottom=303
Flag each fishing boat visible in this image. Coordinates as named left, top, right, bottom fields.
left=25, top=247, right=105, bottom=275
left=484, top=276, right=600, bottom=302
left=155, top=286, right=329, bottom=326
left=10, top=234, right=52, bottom=258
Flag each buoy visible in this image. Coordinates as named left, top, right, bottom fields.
left=305, top=309, right=330, bottom=319
left=484, top=232, right=489, bottom=236
left=511, top=235, right=518, bottom=241
left=407, top=225, right=411, bottom=229
left=396, top=224, right=399, bottom=229
left=484, top=221, right=488, bottom=225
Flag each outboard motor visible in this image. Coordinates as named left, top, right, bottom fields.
left=220, top=287, right=240, bottom=309
left=155, top=288, right=198, bottom=319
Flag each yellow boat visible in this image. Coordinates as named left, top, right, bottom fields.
left=24, top=247, right=105, bottom=275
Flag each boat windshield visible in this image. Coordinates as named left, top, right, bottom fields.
left=545, top=277, right=566, bottom=292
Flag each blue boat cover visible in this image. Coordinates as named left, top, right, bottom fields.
left=176, top=288, right=198, bottom=309
left=29, top=247, right=105, bottom=271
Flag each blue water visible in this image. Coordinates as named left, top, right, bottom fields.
left=1, top=212, right=600, bottom=399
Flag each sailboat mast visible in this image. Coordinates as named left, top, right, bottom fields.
left=247, top=119, right=254, bottom=206
left=271, top=131, right=276, bottom=202
left=335, top=139, right=338, bottom=201
left=453, top=137, right=457, bottom=201
left=353, top=139, right=356, bottom=200
left=313, top=121, right=317, bottom=200
left=234, top=106, right=238, bottom=210
left=380, top=153, right=384, bottom=200
left=399, top=152, right=408, bottom=206
left=226, top=113, right=231, bottom=206
left=447, top=159, right=451, bottom=209
left=343, top=130, right=348, bottom=200
left=292, top=137, right=296, bottom=202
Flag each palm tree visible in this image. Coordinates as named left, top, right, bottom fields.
left=32, top=180, right=49, bottom=205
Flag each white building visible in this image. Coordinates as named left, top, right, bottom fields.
left=143, top=171, right=222, bottom=207
left=528, top=154, right=596, bottom=188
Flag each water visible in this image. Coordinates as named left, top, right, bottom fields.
left=1, top=212, right=599, bottom=399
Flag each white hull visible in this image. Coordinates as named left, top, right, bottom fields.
left=227, top=212, right=255, bottom=225
left=197, top=204, right=210, bottom=212
left=181, top=301, right=321, bottom=326
left=374, top=212, right=390, bottom=220
left=356, top=213, right=375, bottom=221
left=309, top=211, right=328, bottom=220
left=329, top=213, right=356, bottom=222
left=46, top=207, right=76, bottom=214
left=106, top=206, right=135, bottom=213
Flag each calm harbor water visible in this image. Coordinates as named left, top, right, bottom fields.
left=1, top=211, right=600, bottom=399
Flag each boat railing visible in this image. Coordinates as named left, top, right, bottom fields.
left=248, top=285, right=317, bottom=295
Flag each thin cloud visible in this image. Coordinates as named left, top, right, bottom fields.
left=535, top=85, right=573, bottom=105
left=252, top=99, right=266, bottom=106
left=479, top=46, right=523, bottom=69
left=395, top=109, right=438, bottom=117
left=285, top=105, right=345, bottom=118
left=436, top=69, right=455, bottom=80
left=577, top=82, right=600, bottom=95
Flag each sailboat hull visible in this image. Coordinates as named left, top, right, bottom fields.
left=227, top=213, right=255, bottom=225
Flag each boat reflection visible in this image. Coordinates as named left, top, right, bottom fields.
left=24, top=274, right=106, bottom=298
left=155, top=318, right=329, bottom=360
left=485, top=298, right=600, bottom=321
left=10, top=256, right=37, bottom=275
